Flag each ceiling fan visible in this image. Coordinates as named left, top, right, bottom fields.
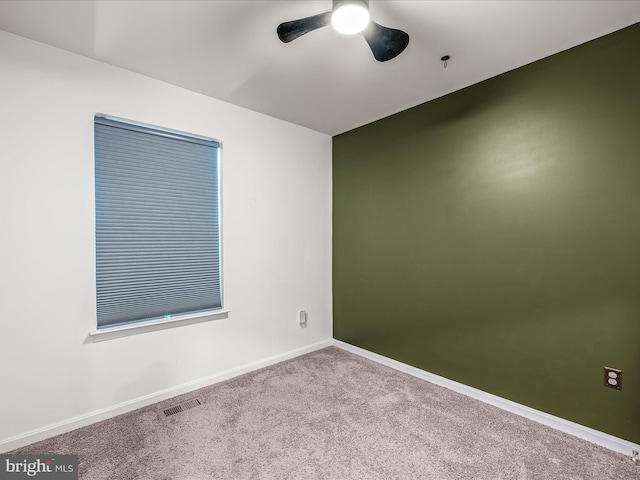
left=277, top=0, right=410, bottom=62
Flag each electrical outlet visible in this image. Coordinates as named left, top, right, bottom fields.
left=298, top=310, right=308, bottom=329
left=604, top=367, right=622, bottom=390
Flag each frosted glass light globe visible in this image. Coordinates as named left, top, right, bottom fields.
left=331, top=3, right=370, bottom=35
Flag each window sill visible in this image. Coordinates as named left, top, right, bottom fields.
left=88, top=309, right=229, bottom=342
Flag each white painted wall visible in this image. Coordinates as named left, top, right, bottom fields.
left=0, top=30, right=332, bottom=448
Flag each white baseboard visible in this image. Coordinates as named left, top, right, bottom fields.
left=0, top=339, right=333, bottom=453
left=332, top=339, right=639, bottom=457
left=4, top=338, right=637, bottom=458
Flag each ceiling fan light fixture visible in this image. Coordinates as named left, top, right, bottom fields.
left=277, top=0, right=409, bottom=62
left=331, top=1, right=370, bottom=35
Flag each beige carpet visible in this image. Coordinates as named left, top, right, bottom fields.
left=12, top=347, right=639, bottom=479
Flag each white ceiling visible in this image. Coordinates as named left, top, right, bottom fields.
left=1, top=1, right=639, bottom=135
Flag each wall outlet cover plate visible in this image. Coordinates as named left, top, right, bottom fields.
left=603, top=366, right=622, bottom=390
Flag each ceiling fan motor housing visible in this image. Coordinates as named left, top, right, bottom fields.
left=333, top=0, right=369, bottom=11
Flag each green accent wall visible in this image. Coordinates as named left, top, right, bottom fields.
left=333, top=23, right=640, bottom=443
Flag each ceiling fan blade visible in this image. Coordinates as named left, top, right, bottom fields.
left=363, top=21, right=410, bottom=62
left=277, top=11, right=332, bottom=43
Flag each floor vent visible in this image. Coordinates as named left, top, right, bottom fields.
left=161, top=397, right=203, bottom=417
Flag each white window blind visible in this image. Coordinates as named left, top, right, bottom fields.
left=94, top=115, right=222, bottom=329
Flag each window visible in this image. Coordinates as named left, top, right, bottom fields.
left=94, top=115, right=222, bottom=330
